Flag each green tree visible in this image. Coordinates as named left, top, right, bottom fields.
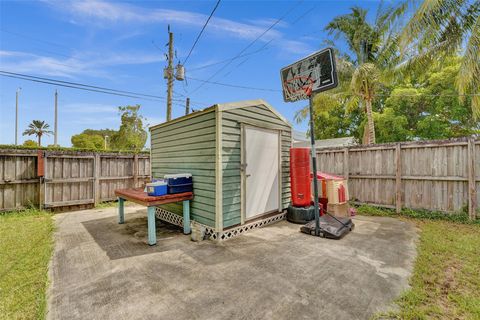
left=71, top=133, right=105, bottom=150
left=71, top=128, right=117, bottom=150
left=400, top=0, right=480, bottom=116
left=110, top=105, right=147, bottom=152
left=296, top=4, right=406, bottom=144
left=82, top=129, right=117, bottom=139
left=22, top=140, right=38, bottom=147
left=22, top=120, right=53, bottom=147
left=369, top=108, right=409, bottom=143
left=385, top=56, right=480, bottom=140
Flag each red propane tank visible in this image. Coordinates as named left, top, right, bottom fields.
left=290, top=148, right=312, bottom=207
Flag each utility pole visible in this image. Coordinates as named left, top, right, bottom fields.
left=166, top=31, right=174, bottom=121
left=15, top=88, right=21, bottom=145
left=185, top=97, right=190, bottom=115
left=104, top=135, right=108, bottom=150
left=54, top=90, right=58, bottom=146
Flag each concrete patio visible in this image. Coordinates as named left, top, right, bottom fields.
left=47, top=205, right=417, bottom=320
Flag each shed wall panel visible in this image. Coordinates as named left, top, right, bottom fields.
left=221, top=104, right=291, bottom=228
left=150, top=110, right=216, bottom=227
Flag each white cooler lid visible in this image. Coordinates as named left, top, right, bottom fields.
left=164, top=173, right=192, bottom=179
left=147, top=180, right=167, bottom=186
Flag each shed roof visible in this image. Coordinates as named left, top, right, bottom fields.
left=293, top=136, right=357, bottom=149
left=149, top=99, right=291, bottom=130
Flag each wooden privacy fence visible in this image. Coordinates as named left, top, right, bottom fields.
left=0, top=149, right=150, bottom=211
left=316, top=137, right=479, bottom=219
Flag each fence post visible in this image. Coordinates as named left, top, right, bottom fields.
left=94, top=153, right=101, bottom=205
left=395, top=143, right=402, bottom=213
left=133, top=154, right=139, bottom=188
left=467, top=138, right=477, bottom=220
left=38, top=151, right=45, bottom=209
left=343, top=148, right=349, bottom=181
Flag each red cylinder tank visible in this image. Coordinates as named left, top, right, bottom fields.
left=290, top=148, right=312, bottom=207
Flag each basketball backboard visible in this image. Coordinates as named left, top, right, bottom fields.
left=280, top=47, right=338, bottom=102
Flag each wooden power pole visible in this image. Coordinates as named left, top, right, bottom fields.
left=166, top=31, right=174, bottom=121
left=185, top=97, right=190, bottom=115
left=15, top=88, right=20, bottom=145
left=54, top=90, right=58, bottom=146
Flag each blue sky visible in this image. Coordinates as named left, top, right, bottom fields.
left=0, top=0, right=384, bottom=147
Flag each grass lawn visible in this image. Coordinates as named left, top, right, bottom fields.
left=358, top=206, right=480, bottom=319
left=0, top=210, right=54, bottom=320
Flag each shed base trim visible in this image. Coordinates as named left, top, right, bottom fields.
left=155, top=207, right=286, bottom=242
left=155, top=207, right=184, bottom=228
left=210, top=211, right=286, bottom=241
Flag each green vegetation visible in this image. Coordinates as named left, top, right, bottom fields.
left=0, top=210, right=54, bottom=320
left=71, top=105, right=148, bottom=151
left=358, top=205, right=480, bottom=319
left=0, top=144, right=149, bottom=154
left=295, top=1, right=480, bottom=144
left=400, top=0, right=480, bottom=117
left=356, top=204, right=479, bottom=225
left=22, top=140, right=38, bottom=148
left=392, top=221, right=480, bottom=319
left=22, top=120, right=53, bottom=147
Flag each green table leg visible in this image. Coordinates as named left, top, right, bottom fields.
left=118, top=197, right=125, bottom=224
left=183, top=200, right=191, bottom=234
left=147, top=206, right=157, bottom=246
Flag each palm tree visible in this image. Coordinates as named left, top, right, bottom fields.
left=295, top=4, right=405, bottom=144
left=23, top=120, right=53, bottom=146
left=400, top=0, right=480, bottom=116
left=350, top=63, right=381, bottom=144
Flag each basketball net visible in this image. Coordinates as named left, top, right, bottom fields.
left=282, top=76, right=314, bottom=101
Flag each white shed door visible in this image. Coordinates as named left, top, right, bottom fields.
left=245, top=126, right=280, bottom=219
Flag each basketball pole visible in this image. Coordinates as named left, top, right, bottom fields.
left=308, top=93, right=321, bottom=236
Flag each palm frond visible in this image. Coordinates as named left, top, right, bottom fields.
left=400, top=0, right=468, bottom=51
left=457, top=14, right=480, bottom=117
left=351, top=63, right=380, bottom=99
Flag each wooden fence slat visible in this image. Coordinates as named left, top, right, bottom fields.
left=315, top=138, right=479, bottom=218
left=468, top=138, right=477, bottom=219
left=395, top=143, right=402, bottom=213
left=0, top=150, right=151, bottom=211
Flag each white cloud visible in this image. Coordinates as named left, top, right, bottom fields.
left=43, top=0, right=313, bottom=55
left=62, top=103, right=119, bottom=114
left=145, top=116, right=165, bottom=127
left=61, top=103, right=119, bottom=126
left=50, top=0, right=282, bottom=41
left=0, top=50, right=163, bottom=78
left=69, top=115, right=118, bottom=126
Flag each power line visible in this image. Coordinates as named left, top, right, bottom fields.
left=0, top=71, right=212, bottom=112
left=0, top=28, right=70, bottom=49
left=0, top=70, right=194, bottom=102
left=187, top=45, right=270, bottom=71
left=188, top=76, right=280, bottom=92
left=183, top=0, right=221, bottom=65
left=188, top=0, right=303, bottom=95
left=0, top=71, right=168, bottom=100
left=0, top=72, right=162, bottom=101
left=187, top=5, right=314, bottom=74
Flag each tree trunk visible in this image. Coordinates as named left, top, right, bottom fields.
left=365, top=98, right=376, bottom=144
left=38, top=134, right=42, bottom=147
left=362, top=124, right=369, bottom=145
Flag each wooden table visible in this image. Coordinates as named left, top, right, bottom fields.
left=114, top=188, right=194, bottom=246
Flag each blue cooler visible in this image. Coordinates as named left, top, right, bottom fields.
left=164, top=173, right=193, bottom=194
left=146, top=180, right=168, bottom=196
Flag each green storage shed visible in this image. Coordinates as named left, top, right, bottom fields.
left=150, top=99, right=292, bottom=237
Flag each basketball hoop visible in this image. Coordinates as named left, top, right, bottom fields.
left=282, top=76, right=315, bottom=102
left=280, top=48, right=346, bottom=238
left=280, top=48, right=338, bottom=102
